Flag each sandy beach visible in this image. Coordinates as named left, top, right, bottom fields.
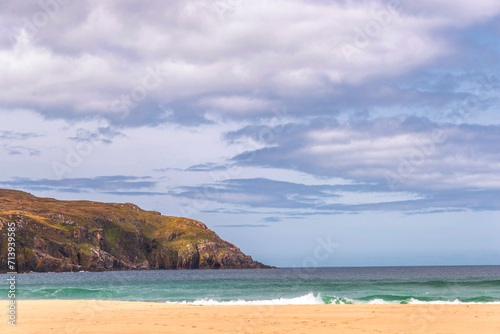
left=1, top=300, right=499, bottom=333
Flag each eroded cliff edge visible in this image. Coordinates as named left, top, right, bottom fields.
left=0, top=189, right=272, bottom=272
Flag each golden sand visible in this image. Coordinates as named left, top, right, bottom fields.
left=1, top=301, right=499, bottom=333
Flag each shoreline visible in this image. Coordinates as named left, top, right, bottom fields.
left=1, top=300, right=499, bottom=333
left=1, top=263, right=498, bottom=274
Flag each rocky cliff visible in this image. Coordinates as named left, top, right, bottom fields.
left=0, top=189, right=271, bottom=272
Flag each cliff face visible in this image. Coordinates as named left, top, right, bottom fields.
left=0, top=189, right=271, bottom=272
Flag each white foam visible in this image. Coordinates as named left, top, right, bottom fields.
left=163, top=293, right=500, bottom=306
left=366, top=298, right=396, bottom=304
left=330, top=297, right=356, bottom=304
left=407, top=298, right=500, bottom=305
left=167, top=292, right=325, bottom=305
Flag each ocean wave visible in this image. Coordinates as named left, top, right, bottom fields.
left=168, top=292, right=325, bottom=305
left=358, top=299, right=500, bottom=305
left=162, top=293, right=500, bottom=305
left=358, top=297, right=500, bottom=305
left=406, top=298, right=500, bottom=305
left=376, top=279, right=500, bottom=288
left=1, top=289, right=499, bottom=304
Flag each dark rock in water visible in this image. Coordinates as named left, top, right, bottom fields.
left=0, top=189, right=273, bottom=272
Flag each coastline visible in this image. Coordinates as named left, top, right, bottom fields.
left=1, top=300, right=499, bottom=333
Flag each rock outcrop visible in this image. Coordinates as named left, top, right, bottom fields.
left=0, top=189, right=272, bottom=272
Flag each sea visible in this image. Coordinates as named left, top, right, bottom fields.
left=1, top=266, right=500, bottom=305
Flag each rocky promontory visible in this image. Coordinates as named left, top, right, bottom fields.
left=0, top=189, right=272, bottom=272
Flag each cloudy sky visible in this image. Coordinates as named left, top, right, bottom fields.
left=1, top=0, right=500, bottom=267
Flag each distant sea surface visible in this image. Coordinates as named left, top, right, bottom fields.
left=2, top=266, right=500, bottom=305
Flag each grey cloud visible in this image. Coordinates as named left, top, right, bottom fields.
left=337, top=189, right=500, bottom=212
left=229, top=117, right=500, bottom=192
left=200, top=208, right=262, bottom=215
left=172, top=176, right=500, bottom=213
left=0, top=176, right=156, bottom=193
left=0, top=130, right=42, bottom=141
left=213, top=224, right=270, bottom=228
left=152, top=167, right=184, bottom=173
left=171, top=178, right=343, bottom=210
left=153, top=162, right=232, bottom=173
left=185, top=162, right=230, bottom=172
left=3, top=145, right=41, bottom=156
left=262, top=217, right=282, bottom=222
left=102, top=191, right=168, bottom=196
left=2, top=0, right=499, bottom=126
left=68, top=126, right=124, bottom=144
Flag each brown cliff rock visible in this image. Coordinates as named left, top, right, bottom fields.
left=0, top=189, right=273, bottom=272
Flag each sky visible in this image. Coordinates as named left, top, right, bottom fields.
left=1, top=0, right=500, bottom=267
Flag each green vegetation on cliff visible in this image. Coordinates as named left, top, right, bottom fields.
left=0, top=189, right=271, bottom=272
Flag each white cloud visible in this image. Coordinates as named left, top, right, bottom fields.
left=232, top=117, right=500, bottom=191
left=200, top=96, right=273, bottom=113
left=0, top=37, right=121, bottom=113
left=2, top=0, right=496, bottom=122
left=400, top=0, right=500, bottom=25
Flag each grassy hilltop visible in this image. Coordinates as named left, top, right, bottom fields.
left=0, top=189, right=271, bottom=272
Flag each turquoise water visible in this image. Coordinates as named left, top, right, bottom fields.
left=1, top=266, right=499, bottom=304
